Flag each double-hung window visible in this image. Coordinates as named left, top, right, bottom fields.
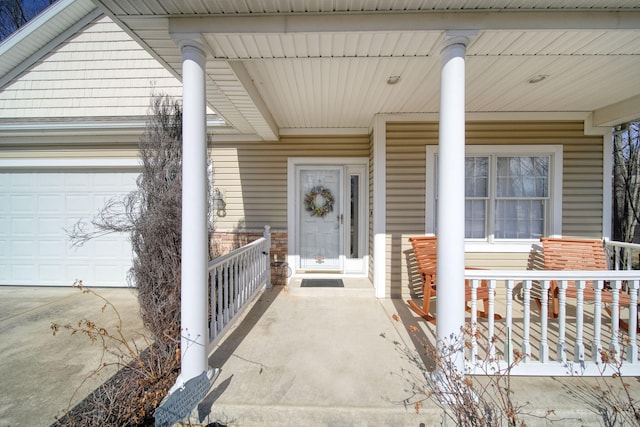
left=426, top=145, right=562, bottom=251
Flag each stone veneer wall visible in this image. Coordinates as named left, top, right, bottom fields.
left=210, top=229, right=288, bottom=285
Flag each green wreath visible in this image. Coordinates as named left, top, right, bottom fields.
left=304, top=185, right=335, bottom=218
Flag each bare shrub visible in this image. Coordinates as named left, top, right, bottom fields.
left=59, top=94, right=204, bottom=425
left=565, top=336, right=640, bottom=426
left=51, top=281, right=179, bottom=426
left=391, top=318, right=559, bottom=426
left=68, top=93, right=185, bottom=347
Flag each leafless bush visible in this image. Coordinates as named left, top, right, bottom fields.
left=51, top=281, right=179, bottom=426
left=60, top=94, right=204, bottom=425
left=391, top=318, right=558, bottom=426
left=68, top=93, right=186, bottom=347
left=566, top=336, right=640, bottom=426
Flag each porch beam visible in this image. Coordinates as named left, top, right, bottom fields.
left=436, top=33, right=471, bottom=370
left=591, top=94, right=640, bottom=128
left=169, top=11, right=640, bottom=34
left=177, top=39, right=210, bottom=385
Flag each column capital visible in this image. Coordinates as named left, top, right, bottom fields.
left=178, top=39, right=207, bottom=58
left=440, top=30, right=478, bottom=52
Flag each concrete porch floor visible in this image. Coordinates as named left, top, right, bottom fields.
left=2, top=285, right=640, bottom=426
left=195, top=285, right=640, bottom=426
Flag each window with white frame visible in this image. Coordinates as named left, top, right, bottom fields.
left=426, top=145, right=562, bottom=249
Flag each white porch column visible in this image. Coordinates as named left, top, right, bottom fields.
left=179, top=40, right=209, bottom=383
left=437, top=36, right=469, bottom=369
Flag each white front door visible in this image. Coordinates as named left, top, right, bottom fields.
left=298, top=166, right=343, bottom=271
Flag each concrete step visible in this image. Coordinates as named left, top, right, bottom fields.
left=192, top=403, right=435, bottom=426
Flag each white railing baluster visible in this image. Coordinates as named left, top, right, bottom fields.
left=207, top=226, right=272, bottom=354
left=574, top=280, right=585, bottom=366
left=217, top=264, right=229, bottom=334
left=505, top=280, right=514, bottom=365
left=463, top=268, right=640, bottom=376
left=522, top=279, right=532, bottom=363
left=540, top=279, right=550, bottom=364
left=628, top=280, right=639, bottom=364
left=557, top=280, right=568, bottom=364
left=610, top=279, right=621, bottom=358
left=592, top=280, right=603, bottom=364
left=469, top=278, right=479, bottom=364
left=209, top=269, right=216, bottom=341
left=488, top=279, right=497, bottom=361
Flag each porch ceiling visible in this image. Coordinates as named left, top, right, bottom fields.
left=94, top=1, right=640, bottom=140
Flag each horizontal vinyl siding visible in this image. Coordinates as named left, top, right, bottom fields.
left=211, top=134, right=370, bottom=231
left=0, top=135, right=139, bottom=161
left=387, top=121, right=604, bottom=298
left=0, top=16, right=182, bottom=119
left=386, top=122, right=436, bottom=297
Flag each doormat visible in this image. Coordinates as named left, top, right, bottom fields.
left=300, top=279, right=344, bottom=288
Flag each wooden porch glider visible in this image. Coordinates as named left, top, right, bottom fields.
left=407, top=236, right=501, bottom=323
left=539, top=237, right=634, bottom=331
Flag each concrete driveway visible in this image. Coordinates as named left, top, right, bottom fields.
left=0, top=286, right=144, bottom=427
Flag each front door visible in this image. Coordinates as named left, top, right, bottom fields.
left=297, top=166, right=343, bottom=271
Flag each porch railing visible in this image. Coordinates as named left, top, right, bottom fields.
left=207, top=225, right=271, bottom=354
left=606, top=238, right=640, bottom=270
left=464, top=268, right=640, bottom=376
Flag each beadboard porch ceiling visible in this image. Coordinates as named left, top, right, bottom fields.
left=93, top=1, right=640, bottom=140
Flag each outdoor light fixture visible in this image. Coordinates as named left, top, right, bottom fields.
left=387, top=75, right=401, bottom=85
left=213, top=187, right=226, bottom=217
left=527, top=74, right=549, bottom=84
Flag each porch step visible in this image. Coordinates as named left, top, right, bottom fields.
left=190, top=402, right=436, bottom=426
left=285, top=277, right=374, bottom=297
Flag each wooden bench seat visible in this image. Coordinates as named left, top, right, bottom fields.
left=540, top=237, right=634, bottom=331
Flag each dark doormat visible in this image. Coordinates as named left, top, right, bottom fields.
left=300, top=279, right=344, bottom=288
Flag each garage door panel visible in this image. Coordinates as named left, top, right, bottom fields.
left=39, top=264, right=66, bottom=283
left=11, top=195, right=36, bottom=212
left=12, top=217, right=36, bottom=235
left=12, top=240, right=36, bottom=256
left=38, top=217, right=65, bottom=235
left=1, top=170, right=138, bottom=287
left=39, top=240, right=66, bottom=257
left=12, top=264, right=36, bottom=282
left=38, top=173, right=65, bottom=188
left=66, top=194, right=92, bottom=213
left=11, top=173, right=36, bottom=188
left=39, top=194, right=66, bottom=213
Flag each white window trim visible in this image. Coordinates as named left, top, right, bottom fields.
left=426, top=145, right=563, bottom=253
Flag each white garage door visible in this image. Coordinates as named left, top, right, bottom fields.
left=0, top=169, right=139, bottom=287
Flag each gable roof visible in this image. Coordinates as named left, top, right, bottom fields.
left=0, top=0, right=224, bottom=134
left=0, top=0, right=99, bottom=89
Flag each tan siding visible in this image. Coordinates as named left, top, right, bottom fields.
left=0, top=134, right=139, bottom=159
left=387, top=121, right=605, bottom=298
left=211, top=134, right=370, bottom=231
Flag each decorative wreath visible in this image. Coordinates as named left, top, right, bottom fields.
left=304, top=185, right=335, bottom=218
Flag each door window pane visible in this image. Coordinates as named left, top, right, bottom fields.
left=350, top=175, right=359, bottom=258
